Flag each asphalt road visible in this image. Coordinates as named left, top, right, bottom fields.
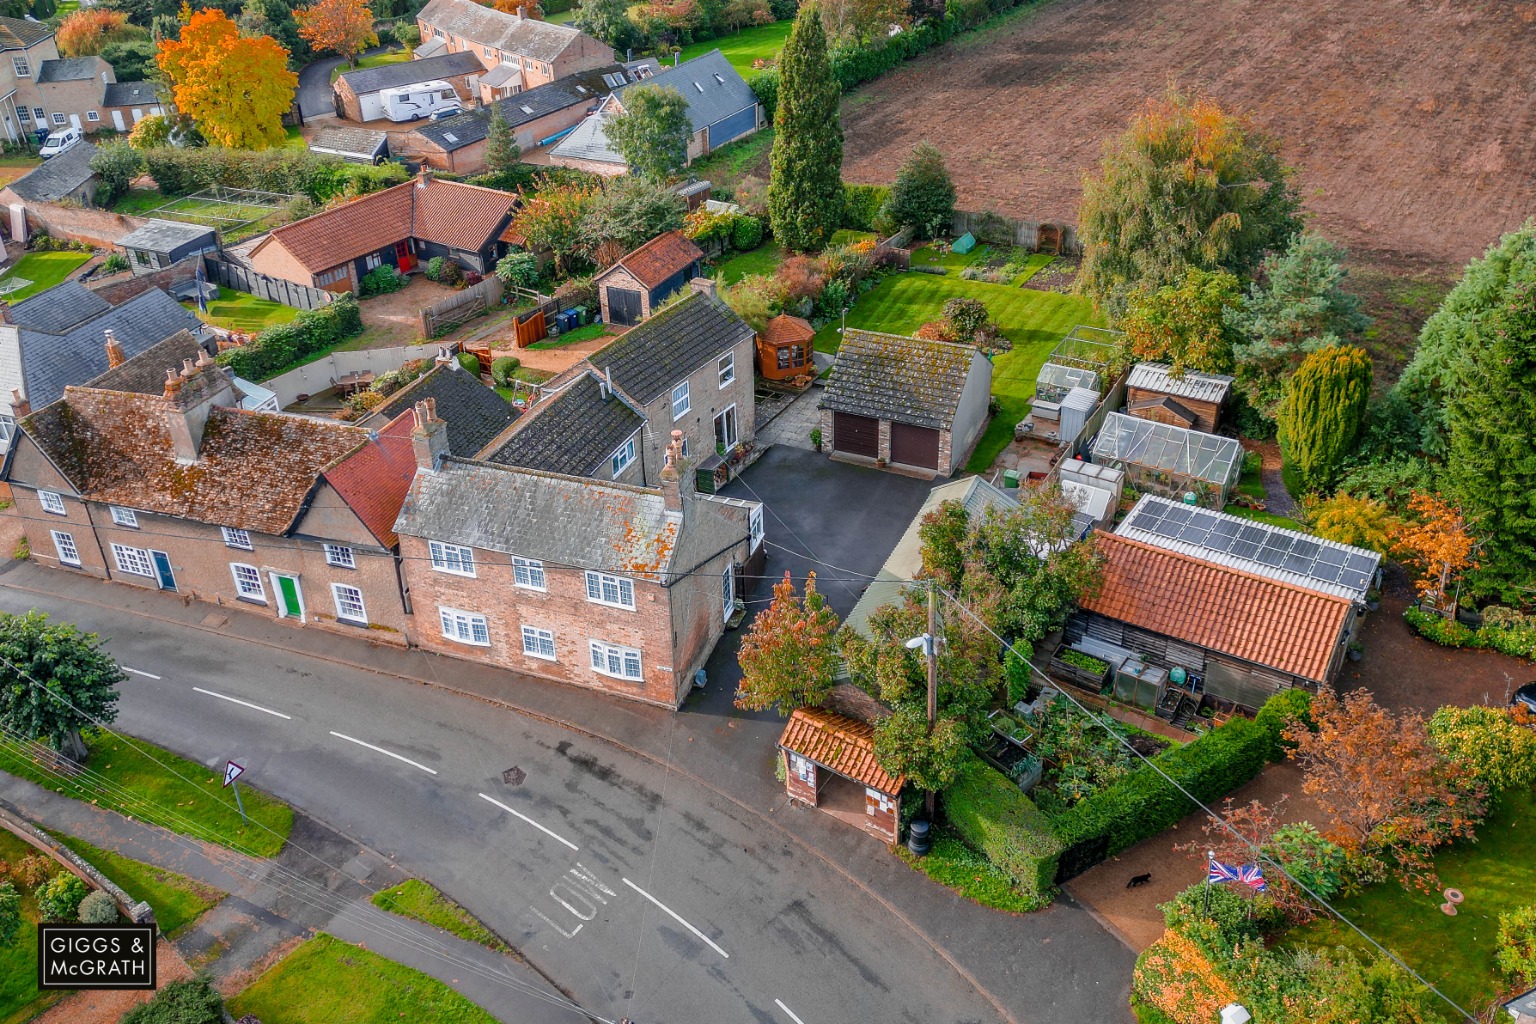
left=2, top=585, right=1004, bottom=1024
left=294, top=45, right=397, bottom=121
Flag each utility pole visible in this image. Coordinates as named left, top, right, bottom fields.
left=924, top=581, right=939, bottom=818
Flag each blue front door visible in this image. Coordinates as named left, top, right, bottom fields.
left=151, top=551, right=176, bottom=591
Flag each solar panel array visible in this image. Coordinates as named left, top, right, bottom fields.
left=1125, top=497, right=1378, bottom=595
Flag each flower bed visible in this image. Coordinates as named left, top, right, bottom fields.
left=1404, top=605, right=1536, bottom=660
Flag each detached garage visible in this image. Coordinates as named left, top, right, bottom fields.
left=819, top=329, right=994, bottom=477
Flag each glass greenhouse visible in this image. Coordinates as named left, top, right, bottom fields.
left=1090, top=412, right=1243, bottom=508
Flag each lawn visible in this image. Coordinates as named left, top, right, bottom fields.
left=0, top=830, right=65, bottom=1024
left=371, top=880, right=507, bottom=952
left=228, top=933, right=499, bottom=1024
left=0, top=730, right=293, bottom=859
left=0, top=252, right=91, bottom=302
left=1284, top=787, right=1536, bottom=1012
left=1221, top=504, right=1303, bottom=531
left=1011, top=253, right=1055, bottom=284
left=689, top=127, right=772, bottom=184
left=189, top=286, right=301, bottom=334
left=831, top=229, right=877, bottom=246
left=1235, top=451, right=1266, bottom=500
left=896, top=830, right=1046, bottom=913
left=108, top=188, right=168, bottom=217
left=911, top=241, right=994, bottom=272
left=679, top=20, right=792, bottom=76
left=53, top=835, right=221, bottom=938
left=330, top=50, right=411, bottom=83
left=713, top=241, right=782, bottom=285
left=527, top=321, right=613, bottom=348
left=809, top=270, right=1101, bottom=472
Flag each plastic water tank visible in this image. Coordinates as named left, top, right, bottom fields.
left=1169, top=666, right=1187, bottom=686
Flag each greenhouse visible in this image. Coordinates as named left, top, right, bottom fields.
left=1036, top=362, right=1102, bottom=401
left=1089, top=412, right=1243, bottom=508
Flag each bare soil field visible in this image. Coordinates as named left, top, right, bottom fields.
left=845, top=0, right=1536, bottom=274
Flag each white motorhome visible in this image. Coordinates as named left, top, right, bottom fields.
left=380, top=81, right=462, bottom=122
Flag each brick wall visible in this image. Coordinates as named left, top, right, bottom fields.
left=634, top=334, right=756, bottom=483
left=248, top=237, right=322, bottom=290
left=85, top=257, right=199, bottom=305
left=13, top=202, right=144, bottom=247
left=597, top=266, right=644, bottom=323
left=784, top=752, right=817, bottom=805
left=9, top=485, right=109, bottom=578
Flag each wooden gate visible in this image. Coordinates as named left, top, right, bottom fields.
left=514, top=309, right=545, bottom=348
left=607, top=287, right=642, bottom=326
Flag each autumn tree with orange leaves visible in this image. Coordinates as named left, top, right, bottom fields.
left=157, top=10, right=297, bottom=150
left=1395, top=492, right=1478, bottom=616
left=735, top=572, right=841, bottom=717
left=296, top=0, right=377, bottom=68
left=1285, top=688, right=1483, bottom=892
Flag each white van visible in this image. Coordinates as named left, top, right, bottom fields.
left=39, top=127, right=83, bottom=159
left=380, top=81, right=462, bottom=122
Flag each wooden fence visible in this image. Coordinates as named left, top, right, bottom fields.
left=420, top=276, right=504, bottom=338
left=512, top=291, right=559, bottom=349
left=950, top=210, right=1079, bottom=255
left=204, top=256, right=335, bottom=311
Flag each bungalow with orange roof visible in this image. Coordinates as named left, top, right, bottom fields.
left=245, top=173, right=516, bottom=293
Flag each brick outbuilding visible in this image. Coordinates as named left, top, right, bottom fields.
left=779, top=707, right=905, bottom=844
left=594, top=230, right=703, bottom=326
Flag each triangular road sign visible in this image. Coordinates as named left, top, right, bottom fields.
left=222, top=760, right=245, bottom=788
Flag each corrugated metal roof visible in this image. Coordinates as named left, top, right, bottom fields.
left=1127, top=362, right=1234, bottom=404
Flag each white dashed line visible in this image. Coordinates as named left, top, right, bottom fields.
left=477, top=793, right=578, bottom=851
left=192, top=687, right=292, bottom=720
left=121, top=667, right=161, bottom=679
left=775, top=999, right=808, bottom=1024
left=329, top=731, right=438, bottom=774
left=621, top=877, right=729, bottom=959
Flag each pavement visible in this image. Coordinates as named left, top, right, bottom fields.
left=0, top=448, right=1135, bottom=1024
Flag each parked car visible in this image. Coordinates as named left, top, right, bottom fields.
left=428, top=104, right=463, bottom=121
left=39, top=128, right=82, bottom=159
left=1512, top=682, right=1536, bottom=714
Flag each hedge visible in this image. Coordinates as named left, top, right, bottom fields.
left=843, top=183, right=890, bottom=232
left=1405, top=606, right=1536, bottom=660
left=942, top=754, right=1064, bottom=899
left=1253, top=687, right=1313, bottom=761
left=216, top=296, right=363, bottom=381
left=826, top=0, right=1049, bottom=95
left=139, top=147, right=408, bottom=204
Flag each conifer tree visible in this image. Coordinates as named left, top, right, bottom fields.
left=1276, top=345, right=1372, bottom=495
left=768, top=3, right=843, bottom=252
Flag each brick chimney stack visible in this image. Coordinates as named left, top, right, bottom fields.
left=689, top=277, right=717, bottom=301
left=0, top=302, right=11, bottom=325
left=104, top=329, right=125, bottom=368
left=660, top=429, right=688, bottom=511
left=9, top=389, right=28, bottom=419
left=163, top=369, right=183, bottom=399
left=411, top=398, right=450, bottom=470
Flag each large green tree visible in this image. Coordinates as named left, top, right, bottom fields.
left=575, top=0, right=643, bottom=52
left=768, top=2, right=843, bottom=252
left=881, top=141, right=955, bottom=239
left=1120, top=267, right=1242, bottom=376
left=1276, top=345, right=1373, bottom=496
left=483, top=104, right=521, bottom=181
left=604, top=84, right=691, bottom=181
left=0, top=611, right=123, bottom=763
left=1443, top=281, right=1536, bottom=604
left=582, top=175, right=687, bottom=255
left=1078, top=87, right=1302, bottom=318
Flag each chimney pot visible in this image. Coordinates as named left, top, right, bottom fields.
left=180, top=358, right=197, bottom=378
left=660, top=429, right=690, bottom=511
left=411, top=398, right=450, bottom=470
left=104, top=328, right=125, bottom=368
left=163, top=369, right=183, bottom=399
left=9, top=388, right=28, bottom=419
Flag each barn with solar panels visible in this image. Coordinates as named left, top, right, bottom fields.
left=1089, top=412, right=1243, bottom=508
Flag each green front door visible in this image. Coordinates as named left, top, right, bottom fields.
left=274, top=574, right=302, bottom=619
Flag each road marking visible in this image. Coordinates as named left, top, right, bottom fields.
left=621, top=877, right=729, bottom=959
left=478, top=793, right=578, bottom=851
left=775, top=999, right=808, bottom=1024
left=192, top=686, right=292, bottom=720
left=121, top=667, right=161, bottom=679
left=329, top=731, right=438, bottom=774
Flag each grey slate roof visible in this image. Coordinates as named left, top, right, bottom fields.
left=0, top=16, right=53, bottom=50
left=413, top=36, right=447, bottom=58
left=10, top=281, right=110, bottom=334
left=821, top=330, right=981, bottom=430
left=365, top=361, right=518, bottom=457
left=414, top=65, right=620, bottom=151
left=612, top=50, right=755, bottom=132
left=588, top=291, right=754, bottom=406
left=103, top=81, right=160, bottom=108
left=85, top=330, right=206, bottom=395
left=115, top=218, right=216, bottom=254
left=417, top=0, right=597, bottom=61
left=36, top=57, right=100, bottom=83
left=483, top=371, right=643, bottom=476
left=5, top=143, right=98, bottom=202
left=337, top=50, right=484, bottom=96
left=311, top=126, right=389, bottom=160
left=393, top=454, right=683, bottom=575
left=20, top=287, right=204, bottom=409
left=548, top=111, right=621, bottom=166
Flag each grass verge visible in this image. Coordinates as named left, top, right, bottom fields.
left=0, top=830, right=65, bottom=1024
left=895, top=830, right=1046, bottom=913
left=0, top=729, right=293, bottom=859
left=228, top=933, right=499, bottom=1024
left=1220, top=505, right=1303, bottom=531
left=679, top=20, right=792, bottom=76
left=713, top=241, right=782, bottom=285
left=527, top=321, right=610, bottom=348
left=188, top=286, right=301, bottom=334
left=330, top=50, right=411, bottom=83
left=371, top=880, right=507, bottom=952
left=53, top=834, right=221, bottom=938
left=0, top=252, right=92, bottom=301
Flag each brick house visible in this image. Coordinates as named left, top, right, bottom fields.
left=245, top=174, right=515, bottom=291
left=1125, top=362, right=1234, bottom=433
left=594, top=230, right=703, bottom=326
left=394, top=416, right=758, bottom=707
left=363, top=358, right=518, bottom=455
left=481, top=369, right=648, bottom=485
left=819, top=330, right=993, bottom=478
left=415, top=0, right=612, bottom=91
left=332, top=51, right=485, bottom=123
left=3, top=332, right=416, bottom=642
left=0, top=19, right=163, bottom=139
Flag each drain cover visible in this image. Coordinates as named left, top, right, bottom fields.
left=502, top=766, right=526, bottom=786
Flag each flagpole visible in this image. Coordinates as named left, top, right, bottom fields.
left=1204, top=848, right=1214, bottom=917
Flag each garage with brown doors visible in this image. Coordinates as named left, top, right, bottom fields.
left=833, top=413, right=879, bottom=458
left=890, top=422, right=940, bottom=470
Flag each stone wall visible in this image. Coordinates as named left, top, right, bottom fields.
left=0, top=798, right=154, bottom=924
left=85, top=256, right=199, bottom=305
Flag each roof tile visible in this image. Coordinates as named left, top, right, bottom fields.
left=324, top=412, right=417, bottom=547
left=587, top=290, right=753, bottom=405
left=603, top=231, right=703, bottom=292
left=821, top=330, right=980, bottom=430
left=778, top=708, right=904, bottom=794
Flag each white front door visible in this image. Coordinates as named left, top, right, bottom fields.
left=111, top=109, right=125, bottom=131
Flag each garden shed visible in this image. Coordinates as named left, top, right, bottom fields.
left=1089, top=412, right=1243, bottom=508
left=115, top=219, right=219, bottom=274
left=1126, top=362, right=1235, bottom=433
left=779, top=707, right=904, bottom=843
left=755, top=313, right=814, bottom=381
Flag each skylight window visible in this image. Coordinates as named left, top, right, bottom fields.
left=443, top=132, right=458, bottom=142
left=520, top=104, right=534, bottom=114
left=693, top=81, right=704, bottom=93
left=713, top=73, right=724, bottom=84
left=576, top=85, right=588, bottom=94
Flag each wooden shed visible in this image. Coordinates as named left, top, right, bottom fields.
left=778, top=707, right=904, bottom=843
left=756, top=313, right=814, bottom=381
left=1126, top=362, right=1235, bottom=434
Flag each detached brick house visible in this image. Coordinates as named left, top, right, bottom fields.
left=395, top=417, right=758, bottom=707
left=3, top=333, right=415, bottom=642
left=415, top=0, right=612, bottom=92
left=594, top=230, right=703, bottom=326
left=245, top=174, right=515, bottom=292
left=0, top=18, right=163, bottom=139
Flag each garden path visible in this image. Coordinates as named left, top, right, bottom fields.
left=1254, top=441, right=1297, bottom=515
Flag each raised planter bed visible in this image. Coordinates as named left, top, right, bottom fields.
left=1049, top=642, right=1112, bottom=693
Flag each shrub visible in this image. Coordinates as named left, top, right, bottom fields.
left=843, top=183, right=891, bottom=233
left=1498, top=904, right=1536, bottom=984
left=77, top=889, right=119, bottom=924
left=942, top=296, right=990, bottom=340
left=1405, top=606, right=1536, bottom=659
left=396, top=23, right=421, bottom=48
left=748, top=68, right=779, bottom=121
left=440, top=260, right=465, bottom=287
left=359, top=265, right=404, bottom=297
left=0, top=882, right=18, bottom=947
left=100, top=252, right=130, bottom=274
left=942, top=754, right=1064, bottom=899
left=215, top=296, right=363, bottom=381
left=495, top=250, right=540, bottom=289
left=1254, top=687, right=1313, bottom=761
left=730, top=214, right=764, bottom=251
left=1265, top=822, right=1348, bottom=901
left=911, top=264, right=947, bottom=275
left=119, top=976, right=225, bottom=1024
left=817, top=278, right=850, bottom=318
left=36, top=873, right=89, bottom=922
left=1161, top=882, right=1277, bottom=947
left=425, top=256, right=447, bottom=282
left=456, top=353, right=481, bottom=375
left=1427, top=704, right=1536, bottom=793
left=490, top=356, right=520, bottom=387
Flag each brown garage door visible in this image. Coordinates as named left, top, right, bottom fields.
left=890, top=422, right=940, bottom=470
left=832, top=412, right=879, bottom=458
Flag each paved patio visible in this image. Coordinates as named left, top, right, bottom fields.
left=756, top=352, right=834, bottom=451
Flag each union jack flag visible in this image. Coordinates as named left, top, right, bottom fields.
left=1208, top=858, right=1266, bottom=892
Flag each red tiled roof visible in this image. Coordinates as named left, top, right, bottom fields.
left=256, top=177, right=515, bottom=273
left=607, top=230, right=703, bottom=291
left=1080, top=533, right=1352, bottom=683
left=779, top=708, right=904, bottom=795
left=324, top=411, right=417, bottom=548
left=762, top=314, right=814, bottom=346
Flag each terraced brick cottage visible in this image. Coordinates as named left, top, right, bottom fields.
left=415, top=0, right=612, bottom=92
left=3, top=333, right=417, bottom=641
left=245, top=174, right=515, bottom=292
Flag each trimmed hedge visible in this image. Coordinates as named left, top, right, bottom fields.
left=216, top=297, right=363, bottom=381
left=1253, top=687, right=1313, bottom=761
left=139, top=147, right=407, bottom=204
left=943, top=754, right=1064, bottom=899
left=843, top=183, right=890, bottom=233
